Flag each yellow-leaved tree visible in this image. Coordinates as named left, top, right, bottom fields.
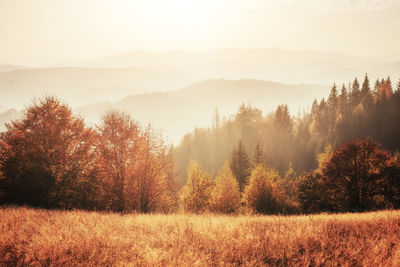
left=210, top=161, right=241, bottom=214
left=243, top=165, right=284, bottom=214
left=181, top=160, right=213, bottom=213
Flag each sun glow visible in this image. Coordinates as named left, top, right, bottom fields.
left=108, top=0, right=225, bottom=47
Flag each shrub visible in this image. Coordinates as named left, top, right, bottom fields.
left=210, top=161, right=241, bottom=213
left=180, top=160, right=214, bottom=213
left=243, top=165, right=284, bottom=214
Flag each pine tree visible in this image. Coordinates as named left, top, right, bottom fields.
left=230, top=140, right=251, bottom=192
left=350, top=78, right=361, bottom=107
left=327, top=83, right=338, bottom=123
left=253, top=141, right=264, bottom=167
left=275, top=104, right=293, bottom=136
left=360, top=74, right=373, bottom=111
left=327, top=84, right=338, bottom=107
left=373, top=79, right=381, bottom=96
left=361, top=73, right=371, bottom=98
left=311, top=98, right=319, bottom=119
left=339, top=84, right=348, bottom=115
left=386, top=76, right=392, bottom=91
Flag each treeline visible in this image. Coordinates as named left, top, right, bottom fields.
left=0, top=97, right=177, bottom=212
left=175, top=75, right=400, bottom=213
left=179, top=138, right=400, bottom=214
left=1, top=74, right=400, bottom=214
left=175, top=75, right=400, bottom=182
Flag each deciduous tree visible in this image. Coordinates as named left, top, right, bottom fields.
left=210, top=161, right=241, bottom=213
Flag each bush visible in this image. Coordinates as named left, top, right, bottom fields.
left=243, top=165, right=284, bottom=214
left=180, top=160, right=214, bottom=213
left=210, top=161, right=241, bottom=213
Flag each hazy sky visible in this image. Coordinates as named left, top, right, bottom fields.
left=1, top=0, right=400, bottom=66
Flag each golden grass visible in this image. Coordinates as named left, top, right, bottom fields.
left=1, top=207, right=400, bottom=266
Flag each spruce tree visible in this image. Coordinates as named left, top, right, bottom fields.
left=327, top=83, right=338, bottom=122
left=361, top=73, right=371, bottom=98
left=373, top=79, right=381, bottom=96
left=230, top=140, right=251, bottom=192
left=339, top=84, right=348, bottom=114
left=350, top=78, right=361, bottom=107
left=253, top=141, right=264, bottom=167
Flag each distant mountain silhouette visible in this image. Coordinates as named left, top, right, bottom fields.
left=74, top=79, right=329, bottom=143
left=0, top=48, right=399, bottom=110
left=74, top=48, right=399, bottom=85
left=0, top=67, right=201, bottom=107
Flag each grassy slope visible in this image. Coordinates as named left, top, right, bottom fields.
left=1, top=207, right=400, bottom=266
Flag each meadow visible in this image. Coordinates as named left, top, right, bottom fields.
left=1, top=207, right=400, bottom=266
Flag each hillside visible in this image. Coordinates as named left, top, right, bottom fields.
left=75, top=48, right=399, bottom=85
left=0, top=66, right=200, bottom=108
left=1, top=207, right=399, bottom=266
left=74, top=79, right=328, bottom=143
left=1, top=49, right=399, bottom=112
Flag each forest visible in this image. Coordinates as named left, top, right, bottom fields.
left=1, top=74, right=400, bottom=214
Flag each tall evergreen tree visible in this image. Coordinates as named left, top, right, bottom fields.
left=360, top=74, right=373, bottom=111
left=327, top=83, right=338, bottom=122
left=386, top=76, right=392, bottom=91
left=361, top=73, right=371, bottom=98
left=373, top=79, right=381, bottom=96
left=311, top=98, right=319, bottom=118
left=327, top=84, right=338, bottom=109
left=253, top=141, right=264, bottom=167
left=230, top=140, right=251, bottom=192
left=338, top=84, right=348, bottom=114
left=275, top=104, right=293, bottom=136
left=350, top=78, right=361, bottom=107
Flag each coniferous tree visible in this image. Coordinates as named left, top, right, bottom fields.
left=253, top=141, right=264, bottom=167
left=311, top=98, right=319, bottom=118
left=327, top=83, right=338, bottom=110
left=230, top=140, right=250, bottom=191
left=361, top=73, right=371, bottom=98
left=338, top=84, right=348, bottom=115
left=327, top=84, right=338, bottom=134
left=373, top=79, right=381, bottom=96
left=350, top=77, right=361, bottom=107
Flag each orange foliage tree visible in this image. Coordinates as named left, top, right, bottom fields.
left=180, top=160, right=214, bottom=213
left=210, top=161, right=241, bottom=214
left=243, top=165, right=284, bottom=214
left=0, top=97, right=98, bottom=209
left=96, top=110, right=177, bottom=213
left=96, top=110, right=140, bottom=212
left=129, top=125, right=177, bottom=213
left=322, top=138, right=400, bottom=211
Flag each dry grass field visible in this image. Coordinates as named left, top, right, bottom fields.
left=1, top=207, right=400, bottom=266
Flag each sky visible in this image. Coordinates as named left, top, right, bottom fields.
left=1, top=0, right=400, bottom=66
